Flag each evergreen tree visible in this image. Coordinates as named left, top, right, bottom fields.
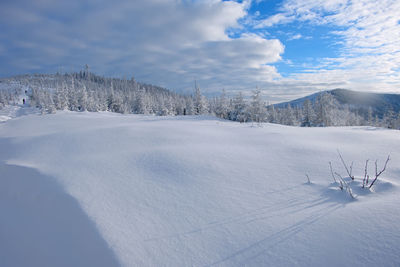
left=193, top=82, right=208, bottom=115
left=248, top=88, right=266, bottom=123
left=367, top=107, right=374, bottom=125
left=384, top=108, right=396, bottom=129
left=185, top=97, right=195, bottom=115
left=231, top=92, right=247, bottom=122
left=267, top=104, right=277, bottom=123
left=78, top=85, right=88, bottom=111
left=314, top=92, right=336, bottom=126
left=136, top=87, right=149, bottom=114
left=282, top=103, right=296, bottom=126
left=215, top=89, right=229, bottom=119
left=301, top=99, right=315, bottom=127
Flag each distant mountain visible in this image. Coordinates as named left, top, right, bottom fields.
left=275, top=89, right=400, bottom=118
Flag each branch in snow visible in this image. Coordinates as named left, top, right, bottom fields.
left=369, top=155, right=390, bottom=189
left=335, top=172, right=355, bottom=198
left=306, top=174, right=311, bottom=184
left=337, top=150, right=355, bottom=180
left=362, top=159, right=369, bottom=188
left=329, top=162, right=337, bottom=183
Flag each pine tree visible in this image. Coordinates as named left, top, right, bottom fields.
left=394, top=113, right=400, bottom=129
left=267, top=104, right=277, bottom=123
left=384, top=108, right=396, bottom=129
left=68, top=77, right=79, bottom=111
left=215, top=89, right=229, bottom=119
left=314, top=92, right=337, bottom=126
left=282, top=103, right=296, bottom=125
left=193, top=82, right=208, bottom=115
left=78, top=85, right=88, bottom=111
left=301, top=99, right=315, bottom=127
left=0, top=90, right=6, bottom=108
left=136, top=87, right=148, bottom=114
left=231, top=92, right=247, bottom=122
left=185, top=97, right=194, bottom=115
left=249, top=88, right=266, bottom=123
left=367, top=107, right=373, bottom=125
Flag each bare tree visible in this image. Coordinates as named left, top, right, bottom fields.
left=329, top=153, right=390, bottom=198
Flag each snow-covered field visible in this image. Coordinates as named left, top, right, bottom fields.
left=1, top=107, right=400, bottom=266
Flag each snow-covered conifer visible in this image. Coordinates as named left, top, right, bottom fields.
left=194, top=82, right=208, bottom=115
left=215, top=89, right=229, bottom=119
left=248, top=88, right=266, bottom=122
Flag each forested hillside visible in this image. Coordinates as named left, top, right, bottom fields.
left=1, top=70, right=399, bottom=129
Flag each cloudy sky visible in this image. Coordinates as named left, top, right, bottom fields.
left=0, top=0, right=399, bottom=102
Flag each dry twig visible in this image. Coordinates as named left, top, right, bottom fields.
left=335, top=172, right=355, bottom=198
left=329, top=162, right=337, bottom=183
left=337, top=150, right=355, bottom=180
left=362, top=159, right=369, bottom=188
left=306, top=174, right=311, bottom=184
left=369, top=155, right=390, bottom=189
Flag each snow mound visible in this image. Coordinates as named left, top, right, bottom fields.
left=0, top=163, right=119, bottom=267
left=324, top=178, right=396, bottom=201
left=0, top=105, right=39, bottom=121
left=370, top=178, right=397, bottom=192
left=0, top=115, right=11, bottom=122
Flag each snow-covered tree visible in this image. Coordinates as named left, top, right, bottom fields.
left=267, top=104, right=277, bottom=123
left=6, top=69, right=399, bottom=130
left=281, top=103, right=296, bottom=126
left=314, top=92, right=337, bottom=126
left=215, top=89, right=229, bottom=119
left=384, top=108, right=396, bottom=129
left=78, top=85, right=88, bottom=111
left=0, top=91, right=6, bottom=108
left=248, top=88, right=266, bottom=122
left=301, top=99, right=315, bottom=127
left=185, top=97, right=194, bottom=115
left=193, top=83, right=208, bottom=115
left=136, top=87, right=149, bottom=114
left=230, top=92, right=247, bottom=122
left=367, top=107, right=374, bottom=125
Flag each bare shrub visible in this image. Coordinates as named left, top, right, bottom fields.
left=369, top=156, right=390, bottom=189
left=329, top=153, right=390, bottom=198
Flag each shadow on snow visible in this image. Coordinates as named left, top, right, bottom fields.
left=0, top=162, right=120, bottom=267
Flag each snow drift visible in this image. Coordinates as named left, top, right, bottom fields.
left=0, top=110, right=399, bottom=266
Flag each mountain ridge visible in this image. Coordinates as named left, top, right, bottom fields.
left=274, top=88, right=400, bottom=118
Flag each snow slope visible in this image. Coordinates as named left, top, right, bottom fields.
left=1, top=111, right=400, bottom=266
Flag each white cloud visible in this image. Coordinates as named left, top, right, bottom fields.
left=1, top=0, right=399, bottom=101
left=252, top=0, right=400, bottom=98
left=255, top=13, right=295, bottom=28
left=288, top=33, right=302, bottom=40
left=0, top=0, right=286, bottom=94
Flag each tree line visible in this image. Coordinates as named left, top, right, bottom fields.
left=209, top=88, right=400, bottom=129
left=1, top=70, right=399, bottom=129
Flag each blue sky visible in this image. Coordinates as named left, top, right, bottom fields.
left=0, top=0, right=399, bottom=102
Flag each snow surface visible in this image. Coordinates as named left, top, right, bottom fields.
left=1, top=108, right=400, bottom=266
